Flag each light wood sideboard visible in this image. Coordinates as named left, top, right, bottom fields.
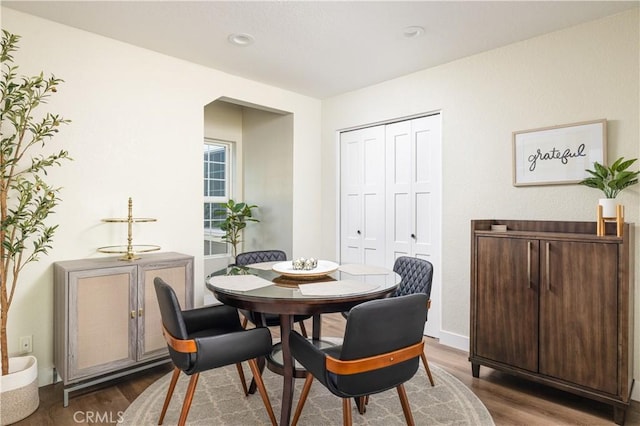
left=470, top=220, right=634, bottom=425
left=53, top=252, right=194, bottom=406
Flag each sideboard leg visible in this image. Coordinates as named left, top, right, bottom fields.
left=471, top=363, right=480, bottom=378
left=613, top=405, right=626, bottom=425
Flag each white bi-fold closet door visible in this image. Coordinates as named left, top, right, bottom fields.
left=340, top=125, right=386, bottom=267
left=339, top=113, right=442, bottom=337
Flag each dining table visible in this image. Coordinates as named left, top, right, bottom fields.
left=206, top=260, right=400, bottom=426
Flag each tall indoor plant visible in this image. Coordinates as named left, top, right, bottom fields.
left=216, top=199, right=259, bottom=259
left=0, top=29, right=71, bottom=380
left=580, top=157, right=639, bottom=217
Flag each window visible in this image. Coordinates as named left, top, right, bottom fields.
left=204, top=139, right=232, bottom=257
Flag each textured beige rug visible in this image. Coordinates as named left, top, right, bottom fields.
left=122, top=362, right=494, bottom=425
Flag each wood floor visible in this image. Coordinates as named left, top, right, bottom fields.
left=16, top=313, right=639, bottom=426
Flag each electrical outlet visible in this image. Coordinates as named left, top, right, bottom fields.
left=19, top=335, right=32, bottom=353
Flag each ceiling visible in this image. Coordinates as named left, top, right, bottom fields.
left=4, top=1, right=639, bottom=99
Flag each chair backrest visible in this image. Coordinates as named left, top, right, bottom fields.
left=154, top=277, right=192, bottom=370
left=235, top=250, right=286, bottom=266
left=338, top=293, right=427, bottom=395
left=393, top=256, right=433, bottom=298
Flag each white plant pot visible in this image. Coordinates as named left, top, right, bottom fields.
left=599, top=198, right=618, bottom=218
left=0, top=356, right=39, bottom=425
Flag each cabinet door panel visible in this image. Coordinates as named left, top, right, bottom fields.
left=69, top=267, right=136, bottom=380
left=539, top=240, right=618, bottom=394
left=139, top=263, right=189, bottom=360
left=475, top=236, right=538, bottom=371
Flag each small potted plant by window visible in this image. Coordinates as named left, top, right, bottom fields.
left=216, top=199, right=259, bottom=260
left=580, top=157, right=640, bottom=217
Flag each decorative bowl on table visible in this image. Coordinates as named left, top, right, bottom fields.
left=272, top=259, right=339, bottom=279
left=292, top=257, right=317, bottom=270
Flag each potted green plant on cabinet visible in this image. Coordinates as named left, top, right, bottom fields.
left=580, top=157, right=640, bottom=217
left=0, top=30, right=71, bottom=424
left=216, top=199, right=259, bottom=260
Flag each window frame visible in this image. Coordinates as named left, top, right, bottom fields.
left=204, top=138, right=234, bottom=258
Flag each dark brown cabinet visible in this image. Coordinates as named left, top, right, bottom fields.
left=470, top=220, right=634, bottom=424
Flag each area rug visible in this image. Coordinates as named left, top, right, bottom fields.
left=122, top=362, right=494, bottom=425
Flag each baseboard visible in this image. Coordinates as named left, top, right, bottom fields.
left=438, top=330, right=469, bottom=352
left=39, top=366, right=55, bottom=386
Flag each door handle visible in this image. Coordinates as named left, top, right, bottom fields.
left=527, top=241, right=532, bottom=289
left=356, top=230, right=361, bottom=235
left=411, top=233, right=416, bottom=239
left=546, top=242, right=551, bottom=291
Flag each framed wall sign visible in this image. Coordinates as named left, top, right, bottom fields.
left=512, top=119, right=607, bottom=186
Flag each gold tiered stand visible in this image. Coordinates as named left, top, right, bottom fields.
left=98, top=197, right=160, bottom=260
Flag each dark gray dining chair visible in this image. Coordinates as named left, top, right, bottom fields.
left=290, top=293, right=428, bottom=426
left=235, top=249, right=311, bottom=336
left=154, top=277, right=277, bottom=426
left=341, top=256, right=435, bottom=387
left=392, top=256, right=435, bottom=386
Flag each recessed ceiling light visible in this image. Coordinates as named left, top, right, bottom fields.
left=228, top=33, right=255, bottom=46
left=403, top=26, right=425, bottom=39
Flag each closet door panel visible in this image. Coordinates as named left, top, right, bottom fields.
left=414, top=192, right=432, bottom=254
left=411, top=116, right=439, bottom=259
left=361, top=128, right=386, bottom=266
left=411, top=115, right=442, bottom=337
left=414, top=127, right=434, bottom=184
left=342, top=193, right=362, bottom=264
left=390, top=192, right=411, bottom=257
left=340, top=130, right=363, bottom=264
left=340, top=126, right=385, bottom=265
left=390, top=131, right=411, bottom=185
left=386, top=121, right=412, bottom=264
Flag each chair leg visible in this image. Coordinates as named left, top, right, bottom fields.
left=421, top=351, right=435, bottom=386
left=158, top=367, right=181, bottom=425
left=292, top=373, right=314, bottom=426
left=241, top=315, right=248, bottom=329
left=357, top=396, right=366, bottom=414
left=342, top=398, right=353, bottom=426
left=247, top=358, right=278, bottom=426
left=298, top=320, right=308, bottom=338
left=355, top=394, right=370, bottom=415
left=177, top=373, right=200, bottom=426
left=396, top=383, right=415, bottom=426
left=236, top=363, right=249, bottom=396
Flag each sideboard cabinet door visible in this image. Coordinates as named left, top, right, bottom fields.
left=137, top=257, right=193, bottom=360
left=474, top=235, right=539, bottom=372
left=67, top=266, right=137, bottom=381
left=539, top=239, right=618, bottom=394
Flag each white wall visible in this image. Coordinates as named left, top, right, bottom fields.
left=243, top=109, right=294, bottom=257
left=2, top=8, right=322, bottom=385
left=322, top=9, right=640, bottom=398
